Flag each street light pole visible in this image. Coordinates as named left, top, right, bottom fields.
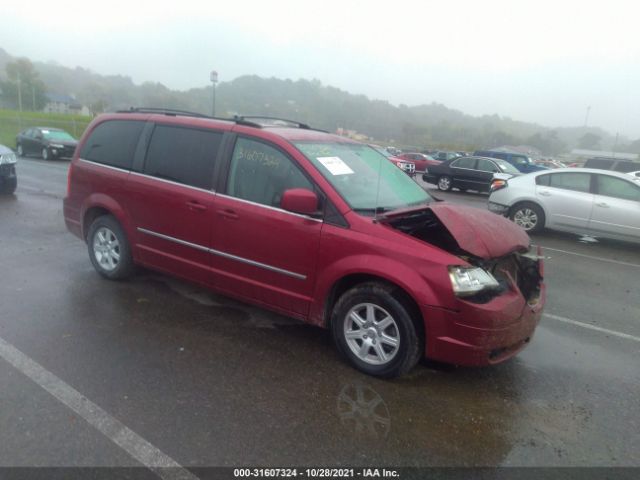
left=210, top=70, right=218, bottom=117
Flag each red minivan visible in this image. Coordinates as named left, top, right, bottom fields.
left=64, top=110, right=545, bottom=377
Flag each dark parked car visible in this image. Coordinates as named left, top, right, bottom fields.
left=423, top=156, right=520, bottom=192
left=0, top=144, right=17, bottom=194
left=16, top=127, right=78, bottom=160
left=583, top=157, right=639, bottom=173
left=64, top=109, right=544, bottom=377
left=473, top=150, right=547, bottom=173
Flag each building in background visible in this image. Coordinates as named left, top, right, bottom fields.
left=43, top=93, right=91, bottom=116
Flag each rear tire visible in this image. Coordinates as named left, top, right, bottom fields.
left=17, top=144, right=24, bottom=157
left=510, top=202, right=545, bottom=233
left=87, top=215, right=135, bottom=280
left=331, top=282, right=423, bottom=378
left=42, top=148, right=49, bottom=161
left=437, top=175, right=452, bottom=191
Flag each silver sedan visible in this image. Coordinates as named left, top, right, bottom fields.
left=488, top=168, right=640, bottom=243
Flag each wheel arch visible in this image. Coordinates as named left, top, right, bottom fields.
left=321, top=273, right=425, bottom=342
left=80, top=194, right=132, bottom=243
left=508, top=197, right=548, bottom=221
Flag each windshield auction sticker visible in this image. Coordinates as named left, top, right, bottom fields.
left=316, top=156, right=354, bottom=175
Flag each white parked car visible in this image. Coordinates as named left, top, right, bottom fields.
left=628, top=171, right=640, bottom=179
left=488, top=168, right=640, bottom=243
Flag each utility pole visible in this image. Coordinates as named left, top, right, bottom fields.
left=210, top=71, right=218, bottom=116
left=584, top=106, right=591, bottom=128
left=32, top=85, right=36, bottom=111
left=17, top=71, right=23, bottom=113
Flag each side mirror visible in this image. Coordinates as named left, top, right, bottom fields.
left=281, top=188, right=318, bottom=215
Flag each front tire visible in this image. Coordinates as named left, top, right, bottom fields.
left=87, top=215, right=134, bottom=280
left=331, top=282, right=423, bottom=378
left=437, top=175, right=452, bottom=191
left=510, top=202, right=545, bottom=233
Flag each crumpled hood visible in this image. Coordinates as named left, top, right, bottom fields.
left=427, top=203, right=530, bottom=259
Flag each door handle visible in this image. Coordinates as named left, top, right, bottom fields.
left=539, top=191, right=551, bottom=196
left=217, top=208, right=239, bottom=220
left=186, top=201, right=207, bottom=212
left=595, top=202, right=609, bottom=208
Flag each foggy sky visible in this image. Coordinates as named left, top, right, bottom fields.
left=2, top=0, right=639, bottom=138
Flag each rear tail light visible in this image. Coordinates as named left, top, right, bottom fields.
left=490, top=179, right=508, bottom=192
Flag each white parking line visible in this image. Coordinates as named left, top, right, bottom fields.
left=0, top=335, right=198, bottom=480
left=535, top=245, right=640, bottom=269
left=544, top=313, right=640, bottom=343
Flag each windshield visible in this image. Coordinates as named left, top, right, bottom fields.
left=42, top=130, right=76, bottom=141
left=369, top=145, right=393, bottom=158
left=494, top=158, right=520, bottom=174
left=294, top=142, right=432, bottom=213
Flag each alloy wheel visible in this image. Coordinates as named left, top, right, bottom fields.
left=343, top=303, right=400, bottom=365
left=438, top=176, right=451, bottom=190
left=92, top=227, right=121, bottom=272
left=513, top=208, right=538, bottom=231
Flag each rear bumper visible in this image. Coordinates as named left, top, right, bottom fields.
left=488, top=201, right=509, bottom=215
left=0, top=165, right=17, bottom=190
left=421, top=282, right=545, bottom=366
left=63, top=197, right=83, bottom=239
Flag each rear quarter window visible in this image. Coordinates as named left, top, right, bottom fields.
left=144, top=125, right=222, bottom=190
left=536, top=174, right=551, bottom=186
left=80, top=120, right=145, bottom=170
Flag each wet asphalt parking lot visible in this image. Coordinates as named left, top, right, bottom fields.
left=1, top=157, right=639, bottom=475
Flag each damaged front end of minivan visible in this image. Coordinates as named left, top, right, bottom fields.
left=381, top=203, right=545, bottom=365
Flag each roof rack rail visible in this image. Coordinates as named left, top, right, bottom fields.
left=116, top=107, right=214, bottom=118
left=114, top=108, right=321, bottom=131
left=233, top=115, right=311, bottom=130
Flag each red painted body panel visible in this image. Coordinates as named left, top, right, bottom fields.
left=64, top=112, right=546, bottom=367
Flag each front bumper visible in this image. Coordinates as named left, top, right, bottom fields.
left=0, top=164, right=17, bottom=186
left=421, top=278, right=545, bottom=366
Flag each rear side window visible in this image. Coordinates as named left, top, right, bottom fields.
left=512, top=155, right=530, bottom=166
left=612, top=161, right=637, bottom=173
left=549, top=173, right=591, bottom=193
left=584, top=158, right=614, bottom=170
left=80, top=120, right=145, bottom=170
left=536, top=174, right=551, bottom=186
left=476, top=159, right=499, bottom=172
left=452, top=157, right=476, bottom=169
left=596, top=175, right=640, bottom=201
left=144, top=125, right=222, bottom=190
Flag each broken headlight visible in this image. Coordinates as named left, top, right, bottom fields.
left=448, top=266, right=500, bottom=297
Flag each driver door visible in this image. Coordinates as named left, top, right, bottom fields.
left=210, top=135, right=323, bottom=317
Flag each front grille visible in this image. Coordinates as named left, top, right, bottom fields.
left=490, top=253, right=542, bottom=302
